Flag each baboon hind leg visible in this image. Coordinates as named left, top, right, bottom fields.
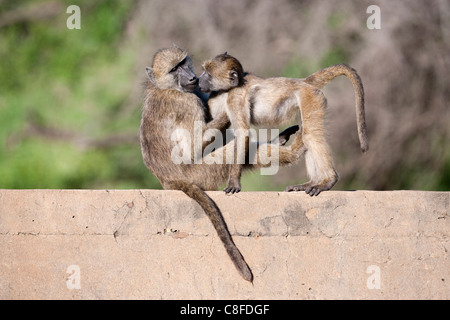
left=285, top=89, right=338, bottom=196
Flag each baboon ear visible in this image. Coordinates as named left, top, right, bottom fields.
left=145, top=67, right=153, bottom=79
left=230, top=70, right=239, bottom=86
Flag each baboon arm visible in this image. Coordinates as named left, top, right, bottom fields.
left=224, top=95, right=251, bottom=194
left=201, top=112, right=230, bottom=152
left=203, top=112, right=230, bottom=132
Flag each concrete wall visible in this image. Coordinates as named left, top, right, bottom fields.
left=0, top=189, right=448, bottom=299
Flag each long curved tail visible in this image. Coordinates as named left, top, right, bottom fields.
left=305, top=64, right=369, bottom=152
left=168, top=180, right=253, bottom=282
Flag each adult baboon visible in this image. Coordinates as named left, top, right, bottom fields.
left=140, top=46, right=304, bottom=281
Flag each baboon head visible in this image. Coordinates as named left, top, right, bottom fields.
left=199, top=53, right=244, bottom=93
left=146, top=45, right=198, bottom=91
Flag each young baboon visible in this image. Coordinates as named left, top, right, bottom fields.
left=140, top=46, right=304, bottom=282
left=199, top=53, right=368, bottom=196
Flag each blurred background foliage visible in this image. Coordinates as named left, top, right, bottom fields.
left=0, top=0, right=449, bottom=191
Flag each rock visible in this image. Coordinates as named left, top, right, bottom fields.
left=0, top=189, right=448, bottom=299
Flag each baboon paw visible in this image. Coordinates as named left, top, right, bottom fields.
left=224, top=184, right=241, bottom=194
left=305, top=179, right=337, bottom=196
left=285, top=183, right=325, bottom=196
left=305, top=186, right=323, bottom=196
left=285, top=184, right=307, bottom=192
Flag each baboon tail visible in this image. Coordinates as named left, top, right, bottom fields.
left=168, top=180, right=253, bottom=282
left=305, top=64, right=369, bottom=153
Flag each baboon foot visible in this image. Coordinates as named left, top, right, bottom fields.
left=285, top=182, right=322, bottom=196
left=224, top=179, right=241, bottom=194
left=285, top=179, right=337, bottom=196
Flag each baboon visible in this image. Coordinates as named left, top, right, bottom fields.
left=199, top=53, right=368, bottom=196
left=140, top=46, right=304, bottom=282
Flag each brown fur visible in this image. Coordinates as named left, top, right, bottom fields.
left=140, top=47, right=305, bottom=281
left=200, top=53, right=368, bottom=196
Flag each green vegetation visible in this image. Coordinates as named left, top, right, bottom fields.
left=1, top=1, right=448, bottom=192
left=0, top=0, right=157, bottom=189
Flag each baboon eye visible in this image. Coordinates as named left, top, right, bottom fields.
left=170, top=58, right=187, bottom=73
